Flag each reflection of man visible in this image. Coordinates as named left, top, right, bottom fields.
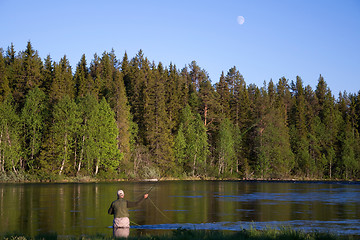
left=108, top=190, right=148, bottom=238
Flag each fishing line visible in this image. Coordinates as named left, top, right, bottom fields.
left=147, top=196, right=172, bottom=222
left=130, top=220, right=141, bottom=227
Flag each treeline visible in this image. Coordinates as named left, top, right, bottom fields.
left=0, top=41, right=359, bottom=180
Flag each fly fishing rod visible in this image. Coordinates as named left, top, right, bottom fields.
left=144, top=164, right=172, bottom=194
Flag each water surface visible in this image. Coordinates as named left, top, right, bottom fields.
left=0, top=181, right=359, bottom=237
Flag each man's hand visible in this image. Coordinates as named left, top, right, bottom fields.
left=144, top=194, right=149, bottom=199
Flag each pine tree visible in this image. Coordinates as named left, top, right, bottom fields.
left=189, top=61, right=206, bottom=92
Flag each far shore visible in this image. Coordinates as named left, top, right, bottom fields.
left=0, top=173, right=358, bottom=184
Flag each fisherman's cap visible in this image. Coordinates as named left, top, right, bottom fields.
left=117, top=190, right=124, bottom=196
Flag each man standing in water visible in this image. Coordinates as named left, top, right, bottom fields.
left=108, top=190, right=148, bottom=238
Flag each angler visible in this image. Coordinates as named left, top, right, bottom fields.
left=108, top=190, right=148, bottom=238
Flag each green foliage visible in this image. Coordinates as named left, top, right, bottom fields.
left=21, top=87, right=47, bottom=170
left=89, top=98, right=122, bottom=175
left=0, top=50, right=11, bottom=102
left=175, top=105, right=208, bottom=176
left=49, top=55, right=74, bottom=103
left=50, top=95, right=81, bottom=175
left=143, top=63, right=174, bottom=170
left=217, top=118, right=236, bottom=176
left=257, top=108, right=294, bottom=179
left=0, top=42, right=359, bottom=181
left=74, top=54, right=92, bottom=98
left=0, top=95, right=22, bottom=173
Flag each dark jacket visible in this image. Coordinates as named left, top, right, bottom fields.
left=108, top=197, right=145, bottom=218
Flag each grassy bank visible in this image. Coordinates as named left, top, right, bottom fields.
left=1, top=228, right=359, bottom=240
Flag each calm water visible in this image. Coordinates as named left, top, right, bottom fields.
left=0, top=181, right=359, bottom=238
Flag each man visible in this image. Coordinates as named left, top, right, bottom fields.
left=108, top=190, right=148, bottom=238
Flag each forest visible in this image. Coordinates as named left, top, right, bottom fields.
left=0, top=41, right=359, bottom=181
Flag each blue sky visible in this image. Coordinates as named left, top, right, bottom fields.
left=1, top=0, right=359, bottom=95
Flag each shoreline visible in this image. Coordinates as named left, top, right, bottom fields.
left=0, top=174, right=358, bottom=184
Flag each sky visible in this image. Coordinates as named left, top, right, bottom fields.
left=1, top=0, right=360, bottom=95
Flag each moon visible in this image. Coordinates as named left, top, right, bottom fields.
left=237, top=16, right=245, bottom=25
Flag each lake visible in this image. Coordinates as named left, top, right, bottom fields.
left=0, top=180, right=359, bottom=238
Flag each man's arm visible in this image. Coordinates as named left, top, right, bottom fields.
left=127, top=194, right=148, bottom=208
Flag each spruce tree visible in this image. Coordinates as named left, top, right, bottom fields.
left=10, top=41, right=43, bottom=106
left=0, top=50, right=11, bottom=102
left=106, top=52, right=132, bottom=164
left=290, top=76, right=312, bottom=176
left=126, top=50, right=149, bottom=144
left=89, top=53, right=103, bottom=98
left=74, top=54, right=92, bottom=98
left=22, top=41, right=43, bottom=91
left=229, top=68, right=250, bottom=128
left=165, top=63, right=187, bottom=133
left=216, top=71, right=230, bottom=118
left=50, top=56, right=74, bottom=103
left=143, top=63, right=174, bottom=172
left=4, top=43, right=17, bottom=96
left=314, top=75, right=340, bottom=178
left=41, top=55, right=54, bottom=96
